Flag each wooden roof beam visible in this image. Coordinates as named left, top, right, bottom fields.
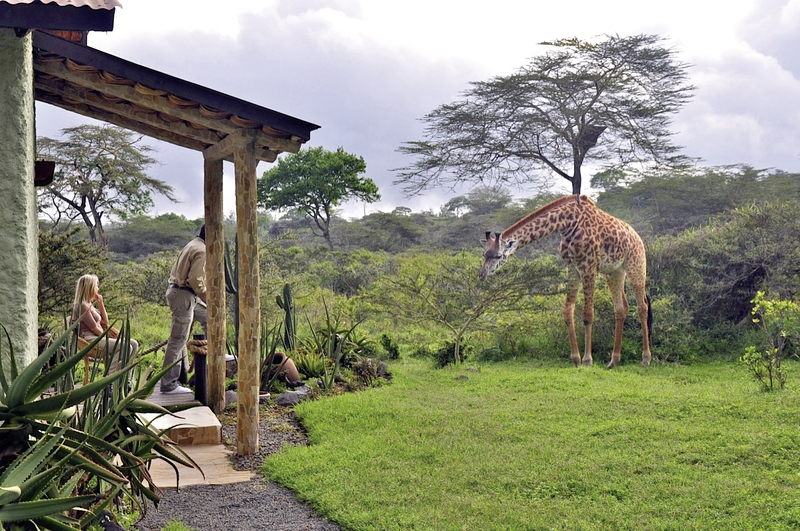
left=36, top=91, right=210, bottom=152
left=34, top=58, right=304, bottom=154
left=34, top=80, right=226, bottom=147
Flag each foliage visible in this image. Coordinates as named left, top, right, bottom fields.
left=258, top=146, right=380, bottom=249
left=596, top=165, right=800, bottom=238
left=38, top=227, right=108, bottom=315
left=292, top=351, right=326, bottom=379
left=110, top=251, right=176, bottom=307
left=648, top=200, right=800, bottom=327
left=434, top=342, right=473, bottom=368
left=302, top=303, right=363, bottom=391
left=740, top=292, right=800, bottom=391
left=365, top=251, right=563, bottom=364
left=0, top=320, right=198, bottom=529
left=379, top=334, right=400, bottom=360
left=396, top=34, right=694, bottom=196
left=37, top=125, right=175, bottom=247
left=106, top=214, right=200, bottom=262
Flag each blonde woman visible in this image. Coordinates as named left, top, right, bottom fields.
left=72, top=274, right=138, bottom=372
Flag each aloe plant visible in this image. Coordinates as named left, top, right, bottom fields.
left=304, top=302, right=363, bottom=391
left=0, top=319, right=201, bottom=529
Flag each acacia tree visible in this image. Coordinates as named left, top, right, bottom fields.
left=37, top=125, right=176, bottom=247
left=395, top=34, right=694, bottom=196
left=258, top=146, right=380, bottom=249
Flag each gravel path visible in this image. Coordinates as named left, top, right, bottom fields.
left=135, top=405, right=342, bottom=531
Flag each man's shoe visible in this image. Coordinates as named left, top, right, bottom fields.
left=162, top=385, right=192, bottom=394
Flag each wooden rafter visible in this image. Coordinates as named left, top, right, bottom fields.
left=34, top=56, right=302, bottom=158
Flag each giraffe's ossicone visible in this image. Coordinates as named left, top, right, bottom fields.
left=480, top=194, right=652, bottom=369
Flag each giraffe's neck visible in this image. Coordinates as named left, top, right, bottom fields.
left=502, top=195, right=588, bottom=250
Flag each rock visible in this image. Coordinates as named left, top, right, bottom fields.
left=276, top=386, right=311, bottom=406
left=226, top=359, right=238, bottom=378
left=225, top=390, right=238, bottom=407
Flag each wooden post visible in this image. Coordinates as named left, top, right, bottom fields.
left=234, top=134, right=260, bottom=456
left=203, top=157, right=226, bottom=413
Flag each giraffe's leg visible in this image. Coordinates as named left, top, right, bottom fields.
left=606, top=271, right=627, bottom=369
left=632, top=280, right=652, bottom=367
left=563, top=269, right=581, bottom=368
left=581, top=274, right=597, bottom=367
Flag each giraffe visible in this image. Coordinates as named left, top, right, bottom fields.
left=479, top=195, right=652, bottom=368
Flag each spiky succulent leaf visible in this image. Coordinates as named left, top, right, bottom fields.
left=0, top=495, right=95, bottom=523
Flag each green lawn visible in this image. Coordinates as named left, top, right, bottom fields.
left=264, top=359, right=800, bottom=531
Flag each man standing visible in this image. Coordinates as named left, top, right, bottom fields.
left=161, top=224, right=207, bottom=394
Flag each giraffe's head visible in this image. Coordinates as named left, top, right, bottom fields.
left=479, top=231, right=518, bottom=280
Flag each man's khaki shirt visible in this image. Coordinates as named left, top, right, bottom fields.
left=169, top=237, right=206, bottom=295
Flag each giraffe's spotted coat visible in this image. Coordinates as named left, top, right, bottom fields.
left=480, top=195, right=651, bottom=368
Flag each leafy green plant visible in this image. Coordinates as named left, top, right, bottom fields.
left=0, top=319, right=200, bottom=529
left=293, top=351, right=326, bottom=379
left=379, top=334, right=400, bottom=360
left=435, top=341, right=472, bottom=368
left=303, top=303, right=363, bottom=391
left=739, top=291, right=800, bottom=390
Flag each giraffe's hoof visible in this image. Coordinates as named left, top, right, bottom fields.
left=606, top=361, right=617, bottom=369
left=581, top=359, right=593, bottom=368
left=641, top=359, right=651, bottom=367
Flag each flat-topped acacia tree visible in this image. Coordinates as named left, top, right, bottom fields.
left=395, top=34, right=695, bottom=196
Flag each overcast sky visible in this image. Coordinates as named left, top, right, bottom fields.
left=35, top=0, right=800, bottom=220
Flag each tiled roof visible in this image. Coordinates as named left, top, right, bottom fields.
left=0, top=0, right=121, bottom=9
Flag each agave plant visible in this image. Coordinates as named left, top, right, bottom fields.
left=0, top=319, right=201, bottom=529
left=303, top=302, right=363, bottom=391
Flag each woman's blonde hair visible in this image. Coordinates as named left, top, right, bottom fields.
left=72, top=274, right=99, bottom=319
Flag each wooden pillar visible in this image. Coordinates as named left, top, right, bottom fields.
left=203, top=158, right=226, bottom=413
left=0, top=30, right=37, bottom=369
left=234, top=136, right=260, bottom=456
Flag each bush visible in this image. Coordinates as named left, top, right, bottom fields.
left=435, top=342, right=472, bottom=368
left=740, top=292, right=800, bottom=391
left=380, top=334, right=400, bottom=360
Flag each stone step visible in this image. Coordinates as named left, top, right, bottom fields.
left=138, top=406, right=221, bottom=446
left=147, top=444, right=253, bottom=489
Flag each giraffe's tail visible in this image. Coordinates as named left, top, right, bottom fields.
left=645, top=294, right=653, bottom=344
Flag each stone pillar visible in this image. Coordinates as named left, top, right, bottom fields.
left=234, top=137, right=260, bottom=456
left=203, top=158, right=226, bottom=413
left=0, top=30, right=37, bottom=369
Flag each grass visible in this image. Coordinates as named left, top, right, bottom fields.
left=264, top=358, right=800, bottom=531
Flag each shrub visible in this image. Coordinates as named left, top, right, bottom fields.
left=740, top=292, right=800, bottom=391
left=379, top=334, right=400, bottom=360
left=435, top=342, right=472, bottom=368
